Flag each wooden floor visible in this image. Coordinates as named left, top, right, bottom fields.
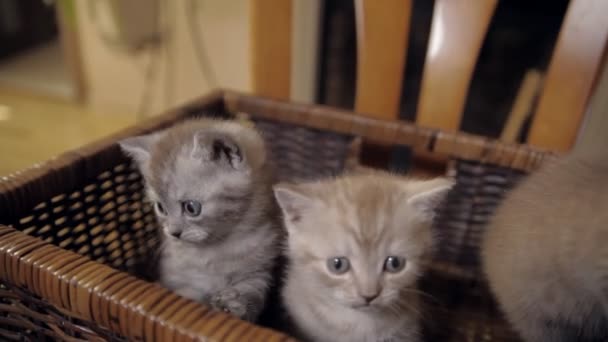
left=0, top=90, right=136, bottom=176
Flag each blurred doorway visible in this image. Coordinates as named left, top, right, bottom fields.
left=0, top=0, right=83, bottom=101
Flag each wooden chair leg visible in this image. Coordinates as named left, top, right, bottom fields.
left=501, top=69, right=543, bottom=143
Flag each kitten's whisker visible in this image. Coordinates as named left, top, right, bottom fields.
left=391, top=299, right=427, bottom=322
left=400, top=288, right=441, bottom=305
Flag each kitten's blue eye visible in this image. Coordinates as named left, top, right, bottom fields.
left=327, top=257, right=350, bottom=274
left=155, top=202, right=167, bottom=216
left=383, top=256, right=406, bottom=273
left=183, top=200, right=202, bottom=217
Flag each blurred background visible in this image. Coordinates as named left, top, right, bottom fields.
left=0, top=0, right=606, bottom=176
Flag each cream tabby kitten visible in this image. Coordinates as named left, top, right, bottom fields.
left=482, top=152, right=608, bottom=341
left=274, top=172, right=453, bottom=342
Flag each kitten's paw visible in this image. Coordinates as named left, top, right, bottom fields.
left=174, top=287, right=202, bottom=302
left=210, top=288, right=248, bottom=318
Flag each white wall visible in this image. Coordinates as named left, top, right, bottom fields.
left=291, top=0, right=321, bottom=103
left=75, top=0, right=251, bottom=116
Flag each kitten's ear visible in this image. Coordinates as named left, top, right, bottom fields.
left=406, top=178, right=454, bottom=221
left=273, top=184, right=316, bottom=225
left=119, top=133, right=161, bottom=168
left=192, top=132, right=246, bottom=170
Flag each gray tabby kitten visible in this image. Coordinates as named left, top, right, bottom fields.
left=119, top=118, right=281, bottom=322
left=274, top=171, right=453, bottom=342
left=482, top=151, right=608, bottom=342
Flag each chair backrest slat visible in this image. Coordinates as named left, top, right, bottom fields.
left=501, top=69, right=543, bottom=143
left=354, top=0, right=413, bottom=120
left=527, top=0, right=608, bottom=151
left=250, top=0, right=293, bottom=100
left=416, top=0, right=498, bottom=131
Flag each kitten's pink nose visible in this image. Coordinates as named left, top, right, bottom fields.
left=362, top=294, right=378, bottom=304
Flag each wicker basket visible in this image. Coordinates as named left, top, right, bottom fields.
left=0, top=90, right=554, bottom=341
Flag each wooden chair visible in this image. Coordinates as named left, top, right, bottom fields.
left=250, top=0, right=608, bottom=153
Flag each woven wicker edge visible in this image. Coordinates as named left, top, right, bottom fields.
left=223, top=90, right=558, bottom=172
left=0, top=225, right=295, bottom=341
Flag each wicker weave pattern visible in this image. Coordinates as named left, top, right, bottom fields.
left=435, top=160, right=525, bottom=275
left=12, top=162, right=157, bottom=277
left=255, top=119, right=352, bottom=181
left=0, top=90, right=551, bottom=341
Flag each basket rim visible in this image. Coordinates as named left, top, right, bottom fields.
left=0, top=225, right=295, bottom=341
left=223, top=90, right=557, bottom=172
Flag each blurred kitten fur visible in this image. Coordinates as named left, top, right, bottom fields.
left=120, top=118, right=281, bottom=321
left=482, top=152, right=608, bottom=341
left=274, top=171, right=453, bottom=342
